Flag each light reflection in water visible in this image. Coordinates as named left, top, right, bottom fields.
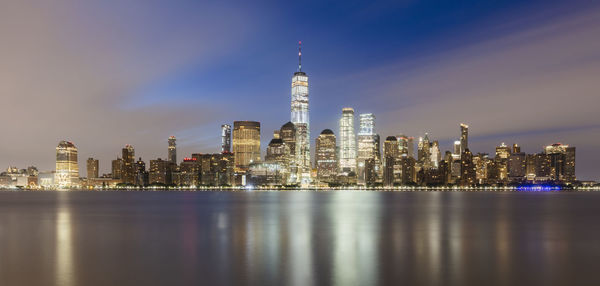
left=55, top=193, right=74, bottom=286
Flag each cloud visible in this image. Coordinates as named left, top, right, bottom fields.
left=0, top=0, right=255, bottom=173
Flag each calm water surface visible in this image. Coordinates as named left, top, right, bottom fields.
left=1, top=190, right=599, bottom=286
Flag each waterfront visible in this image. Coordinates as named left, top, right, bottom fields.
left=1, top=190, right=600, bottom=286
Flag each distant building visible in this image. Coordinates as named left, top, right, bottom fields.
left=315, top=129, right=337, bottom=184
left=221, top=124, right=231, bottom=153
left=122, top=145, right=135, bottom=184
left=357, top=113, right=377, bottom=185
left=339, top=108, right=357, bottom=174
left=232, top=121, right=261, bottom=172
left=55, top=141, right=79, bottom=188
left=279, top=122, right=297, bottom=183
left=86, top=158, right=99, bottom=179
left=290, top=42, right=311, bottom=186
left=111, top=158, right=123, bottom=180
left=135, top=158, right=148, bottom=186
left=168, top=136, right=177, bottom=164
left=460, top=123, right=469, bottom=154
left=460, top=149, right=476, bottom=186
left=544, top=143, right=576, bottom=182
left=383, top=136, right=398, bottom=186
left=149, top=158, right=171, bottom=185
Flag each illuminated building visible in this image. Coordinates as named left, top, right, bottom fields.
left=55, top=141, right=79, bottom=188
left=544, top=143, right=576, bottom=182
left=339, top=108, right=357, bottom=174
left=279, top=122, right=297, bottom=183
left=248, top=162, right=287, bottom=186
left=417, top=134, right=432, bottom=170
left=383, top=136, right=399, bottom=187
left=111, top=158, right=123, bottom=180
left=192, top=153, right=234, bottom=186
left=221, top=124, right=231, bottom=153
left=86, top=158, right=99, bottom=179
left=149, top=158, right=170, bottom=185
left=508, top=151, right=526, bottom=182
left=453, top=141, right=461, bottom=155
left=460, top=123, right=469, bottom=154
left=135, top=158, right=148, bottom=186
left=473, top=153, right=491, bottom=184
left=315, top=129, right=337, bottom=183
left=357, top=113, right=377, bottom=185
left=233, top=121, right=261, bottom=172
left=122, top=144, right=135, bottom=184
left=430, top=140, right=440, bottom=168
left=265, top=135, right=291, bottom=183
left=168, top=136, right=177, bottom=164
left=460, top=148, right=476, bottom=186
left=290, top=42, right=311, bottom=186
left=178, top=158, right=200, bottom=186
left=495, top=142, right=511, bottom=182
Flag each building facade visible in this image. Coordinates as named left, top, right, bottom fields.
left=232, top=121, right=261, bottom=172
left=55, top=141, right=79, bottom=188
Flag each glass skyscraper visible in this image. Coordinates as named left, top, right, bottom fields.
left=339, top=108, right=357, bottom=174
left=291, top=42, right=311, bottom=186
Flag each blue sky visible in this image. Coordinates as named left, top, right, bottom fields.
left=1, top=0, right=599, bottom=180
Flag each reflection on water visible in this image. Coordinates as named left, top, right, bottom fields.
left=1, top=190, right=600, bottom=286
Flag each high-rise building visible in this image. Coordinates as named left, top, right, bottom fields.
left=86, top=158, right=99, bottom=179
left=418, top=134, right=432, bottom=170
left=168, top=136, right=177, bottom=164
left=135, top=158, right=148, bottom=186
left=453, top=141, right=461, bottom=155
left=460, top=148, right=476, bottom=186
left=55, top=141, right=79, bottom=188
left=290, top=42, right=311, bottom=186
left=544, top=143, right=576, bottom=182
left=508, top=151, right=526, bottom=181
left=221, top=124, right=231, bottom=153
left=265, top=137, right=290, bottom=171
left=357, top=113, right=377, bottom=185
left=383, top=136, right=399, bottom=186
left=122, top=144, right=135, bottom=185
left=339, top=108, right=357, bottom=174
left=149, top=158, right=171, bottom=185
left=233, top=121, right=261, bottom=172
left=430, top=140, right=441, bottom=168
left=111, top=158, right=123, bottom=180
left=460, top=123, right=469, bottom=154
left=279, top=122, right=297, bottom=183
left=315, top=129, right=337, bottom=183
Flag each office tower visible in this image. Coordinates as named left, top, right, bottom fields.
left=357, top=113, right=377, bottom=185
left=111, top=158, right=124, bottom=180
left=418, top=134, right=432, bottom=169
left=383, top=136, right=399, bottom=186
left=179, top=158, right=200, bottom=186
left=508, top=151, right=526, bottom=181
left=135, top=158, right=148, bottom=186
left=495, top=142, right=511, bottom=159
left=398, top=155, right=416, bottom=184
left=266, top=137, right=290, bottom=167
left=430, top=140, right=441, bottom=168
left=544, top=143, right=576, bottom=182
left=192, top=153, right=235, bottom=186
left=121, top=144, right=135, bottom=184
left=315, top=129, right=337, bottom=183
left=86, top=158, right=99, bottom=179
left=55, top=141, right=79, bottom=188
left=453, top=141, right=461, bottom=155
left=460, top=148, right=476, bottom=186
left=279, top=122, right=297, bottom=183
left=339, top=108, right=357, bottom=174
left=233, top=121, right=261, bottom=172
left=473, top=153, right=491, bottom=184
left=460, top=123, right=469, bottom=154
left=168, top=136, right=177, bottom=164
left=221, top=124, right=232, bottom=153
left=407, top=137, right=414, bottom=159
left=149, top=158, right=171, bottom=185
left=512, top=143, right=521, bottom=154
left=290, top=42, right=311, bottom=185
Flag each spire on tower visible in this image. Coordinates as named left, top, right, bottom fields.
left=298, top=40, right=302, bottom=72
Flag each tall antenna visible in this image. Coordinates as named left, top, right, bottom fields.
left=298, top=40, right=302, bottom=72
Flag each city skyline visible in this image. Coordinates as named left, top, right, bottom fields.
left=1, top=1, right=600, bottom=180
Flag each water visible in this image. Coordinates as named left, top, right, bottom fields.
left=1, top=190, right=599, bottom=286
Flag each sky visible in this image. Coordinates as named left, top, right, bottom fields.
left=1, top=0, right=599, bottom=180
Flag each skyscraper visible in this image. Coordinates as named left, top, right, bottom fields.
left=383, top=136, right=399, bottom=186
left=339, top=108, right=357, bottom=174
left=233, top=121, right=261, bottom=172
left=315, top=129, right=337, bottom=183
left=291, top=42, right=311, bottom=186
left=168, top=136, right=177, bottom=164
left=55, top=141, right=79, bottom=188
left=460, top=123, right=469, bottom=154
left=280, top=122, right=297, bottom=183
left=357, top=113, right=377, bottom=185
left=221, top=124, right=231, bottom=153
left=86, top=158, right=99, bottom=179
left=122, top=144, right=135, bottom=184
